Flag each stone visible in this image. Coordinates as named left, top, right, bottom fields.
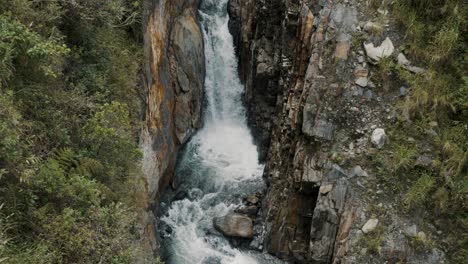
left=335, top=41, right=350, bottom=60
left=355, top=77, right=368, bottom=87
left=235, top=206, right=259, bottom=216
left=399, top=86, right=407, bottom=97
left=417, top=231, right=427, bottom=241
left=303, top=119, right=335, bottom=141
left=397, top=53, right=425, bottom=73
left=371, top=128, right=386, bottom=149
left=245, top=195, right=260, bottom=205
left=320, top=184, right=334, bottom=194
left=364, top=37, right=394, bottom=62
left=362, top=218, right=379, bottom=234
left=350, top=165, right=368, bottom=177
left=363, top=21, right=383, bottom=33
left=213, top=213, right=254, bottom=238
left=354, top=65, right=368, bottom=77
left=188, top=188, right=204, bottom=200
left=327, top=164, right=348, bottom=181
left=416, top=155, right=433, bottom=168
left=397, top=53, right=410, bottom=66
left=404, top=224, right=418, bottom=237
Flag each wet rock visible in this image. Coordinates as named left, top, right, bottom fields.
left=235, top=206, right=259, bottom=217
left=213, top=213, right=254, bottom=238
left=188, top=188, right=204, bottom=200
left=173, top=190, right=188, bottom=201
left=362, top=218, right=379, bottom=234
left=245, top=195, right=260, bottom=205
left=364, top=37, right=394, bottom=62
left=371, top=128, right=386, bottom=149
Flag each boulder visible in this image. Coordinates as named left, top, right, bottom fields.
left=364, top=37, right=394, bottom=62
left=213, top=213, right=253, bottom=238
left=371, top=128, right=386, bottom=149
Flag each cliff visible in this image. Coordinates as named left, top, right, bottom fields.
left=139, top=0, right=205, bottom=260
left=229, top=0, right=447, bottom=263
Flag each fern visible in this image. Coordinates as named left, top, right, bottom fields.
left=52, top=148, right=78, bottom=173
left=75, top=158, right=105, bottom=178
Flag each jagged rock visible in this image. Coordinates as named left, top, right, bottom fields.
left=355, top=77, right=368, bottom=87
left=213, top=213, right=254, bottom=238
left=310, top=180, right=348, bottom=262
left=371, top=128, right=386, bottom=149
left=362, top=218, right=379, bottom=234
left=364, top=37, right=394, bottom=62
left=303, top=119, right=335, bottom=141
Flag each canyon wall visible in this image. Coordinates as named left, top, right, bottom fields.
left=139, top=0, right=205, bottom=261
left=230, top=0, right=446, bottom=263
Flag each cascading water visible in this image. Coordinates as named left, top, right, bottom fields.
left=159, top=1, right=283, bottom=263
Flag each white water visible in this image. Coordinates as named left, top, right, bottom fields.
left=160, top=1, right=283, bottom=263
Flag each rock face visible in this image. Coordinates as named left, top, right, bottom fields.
left=229, top=0, right=446, bottom=263
left=213, top=213, right=254, bottom=239
left=139, top=0, right=205, bottom=261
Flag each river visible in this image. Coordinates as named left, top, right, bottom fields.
left=159, top=0, right=283, bottom=263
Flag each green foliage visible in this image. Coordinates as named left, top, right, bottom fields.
left=0, top=0, right=145, bottom=262
left=360, top=225, right=385, bottom=255
left=404, top=172, right=435, bottom=208
left=370, top=1, right=468, bottom=260
left=0, top=15, right=69, bottom=83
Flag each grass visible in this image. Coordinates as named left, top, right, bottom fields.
left=365, top=0, right=468, bottom=261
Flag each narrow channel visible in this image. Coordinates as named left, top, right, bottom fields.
left=159, top=0, right=283, bottom=263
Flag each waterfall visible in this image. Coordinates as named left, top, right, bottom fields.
left=159, top=0, right=284, bottom=263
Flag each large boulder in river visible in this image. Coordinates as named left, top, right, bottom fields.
left=213, top=213, right=253, bottom=238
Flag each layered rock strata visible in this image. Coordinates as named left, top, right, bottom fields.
left=229, top=0, right=446, bottom=263
left=139, top=0, right=205, bottom=261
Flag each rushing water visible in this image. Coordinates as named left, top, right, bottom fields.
left=159, top=1, right=283, bottom=263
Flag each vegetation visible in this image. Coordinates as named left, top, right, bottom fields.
left=371, top=0, right=467, bottom=262
left=0, top=0, right=146, bottom=262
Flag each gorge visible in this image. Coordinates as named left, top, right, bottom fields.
left=137, top=0, right=462, bottom=263
left=0, top=0, right=464, bottom=263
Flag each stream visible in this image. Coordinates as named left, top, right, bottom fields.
left=159, top=0, right=284, bottom=263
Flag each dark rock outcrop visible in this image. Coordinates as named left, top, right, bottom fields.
left=229, top=0, right=446, bottom=263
